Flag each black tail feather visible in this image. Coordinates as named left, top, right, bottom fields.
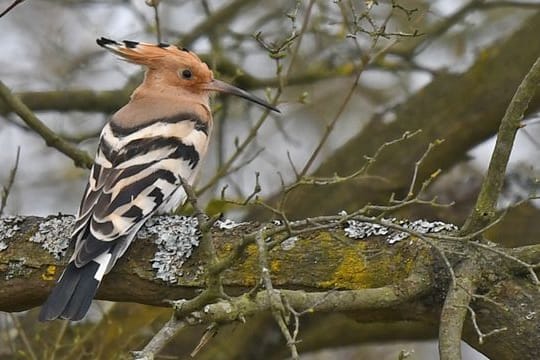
left=39, top=261, right=101, bottom=321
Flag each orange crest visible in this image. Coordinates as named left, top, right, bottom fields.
left=96, top=37, right=212, bottom=78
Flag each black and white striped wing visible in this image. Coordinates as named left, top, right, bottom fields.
left=71, top=117, right=206, bottom=269
left=39, top=114, right=209, bottom=321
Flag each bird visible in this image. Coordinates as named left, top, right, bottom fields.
left=39, top=37, right=279, bottom=321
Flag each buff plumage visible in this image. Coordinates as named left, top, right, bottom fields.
left=39, top=38, right=278, bottom=321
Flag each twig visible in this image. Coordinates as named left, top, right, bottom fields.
left=481, top=1, right=540, bottom=10
left=462, top=305, right=507, bottom=345
left=196, top=96, right=278, bottom=196
left=145, top=0, right=162, bottom=43
left=0, top=147, right=20, bottom=216
left=471, top=241, right=540, bottom=285
left=62, top=317, right=105, bottom=360
left=438, top=258, right=478, bottom=360
left=47, top=320, right=69, bottom=360
left=279, top=130, right=422, bottom=211
left=132, top=318, right=186, bottom=360
left=297, top=69, right=361, bottom=178
left=471, top=293, right=508, bottom=312
left=179, top=0, right=255, bottom=48
left=255, top=229, right=299, bottom=359
left=164, top=266, right=430, bottom=324
left=509, top=243, right=540, bottom=268
left=0, top=80, right=93, bottom=168
left=462, top=55, right=540, bottom=233
left=406, top=140, right=443, bottom=199
left=9, top=314, right=37, bottom=360
left=0, top=0, right=25, bottom=18
left=180, top=178, right=221, bottom=285
left=134, top=180, right=225, bottom=358
left=284, top=0, right=315, bottom=80
left=190, top=323, right=219, bottom=358
left=299, top=0, right=406, bottom=178
left=196, top=32, right=285, bottom=197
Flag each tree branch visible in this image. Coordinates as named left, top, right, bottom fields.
left=438, top=258, right=479, bottom=360
left=0, top=215, right=433, bottom=312
left=462, top=55, right=540, bottom=233
left=0, top=81, right=93, bottom=168
left=1, top=215, right=539, bottom=359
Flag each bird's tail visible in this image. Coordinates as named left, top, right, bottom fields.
left=38, top=252, right=112, bottom=321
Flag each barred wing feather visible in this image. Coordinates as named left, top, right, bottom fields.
left=38, top=113, right=207, bottom=321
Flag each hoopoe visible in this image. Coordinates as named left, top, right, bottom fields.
left=39, top=37, right=279, bottom=321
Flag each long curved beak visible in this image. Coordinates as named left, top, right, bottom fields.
left=206, top=79, right=280, bottom=113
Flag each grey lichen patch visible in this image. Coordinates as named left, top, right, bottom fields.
left=29, top=216, right=74, bottom=259
left=345, top=218, right=458, bottom=244
left=215, top=218, right=248, bottom=230
left=139, top=216, right=200, bottom=283
left=281, top=236, right=298, bottom=251
left=5, top=259, right=27, bottom=280
left=0, top=216, right=25, bottom=251
left=344, top=222, right=389, bottom=239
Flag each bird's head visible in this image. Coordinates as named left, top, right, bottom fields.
left=96, top=37, right=279, bottom=113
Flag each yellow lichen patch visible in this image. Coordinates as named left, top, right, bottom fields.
left=270, top=259, right=281, bottom=273
left=221, top=242, right=233, bottom=254
left=319, top=249, right=369, bottom=289
left=41, top=265, right=57, bottom=281
left=318, top=237, right=418, bottom=290
left=238, top=244, right=259, bottom=286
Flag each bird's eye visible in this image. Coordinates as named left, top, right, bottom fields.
left=181, top=69, right=192, bottom=79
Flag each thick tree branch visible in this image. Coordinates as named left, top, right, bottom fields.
left=0, top=215, right=431, bottom=312
left=1, top=215, right=539, bottom=359
left=0, top=62, right=348, bottom=116
left=0, top=89, right=132, bottom=116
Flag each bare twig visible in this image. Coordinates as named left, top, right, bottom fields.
left=462, top=305, right=507, bottom=345
left=299, top=0, right=413, bottom=178
left=406, top=140, right=443, bottom=199
left=190, top=323, right=219, bottom=358
left=0, top=0, right=25, bottom=18
left=471, top=241, right=540, bottom=285
left=199, top=9, right=307, bottom=197
left=0, top=147, right=20, bottom=216
left=438, top=259, right=478, bottom=360
left=145, top=0, right=162, bottom=43
left=132, top=318, right=186, bottom=360
left=9, top=314, right=37, bottom=360
left=135, top=179, right=227, bottom=359
left=284, top=0, right=315, bottom=81
left=46, top=320, right=69, bottom=360
left=179, top=0, right=255, bottom=48
left=278, top=130, right=422, bottom=211
left=481, top=1, right=540, bottom=10
left=255, top=229, right=299, bottom=359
